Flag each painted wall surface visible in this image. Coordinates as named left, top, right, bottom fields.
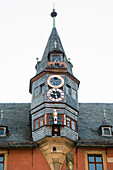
left=61, top=147, right=113, bottom=170
left=7, top=148, right=50, bottom=170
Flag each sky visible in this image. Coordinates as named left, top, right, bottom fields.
left=0, top=0, right=113, bottom=103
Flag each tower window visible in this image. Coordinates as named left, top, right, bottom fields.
left=40, top=117, right=44, bottom=126
left=34, top=120, right=39, bottom=129
left=47, top=114, right=64, bottom=125
left=72, top=88, right=77, bottom=100
left=55, top=63, right=59, bottom=67
left=33, top=83, right=45, bottom=98
left=40, top=83, right=45, bottom=94
left=34, top=87, right=40, bottom=97
left=66, top=116, right=77, bottom=131
left=34, top=116, right=45, bottom=130
left=50, top=53, right=63, bottom=62
left=66, top=118, right=70, bottom=127
left=66, top=84, right=71, bottom=95
left=71, top=121, right=75, bottom=130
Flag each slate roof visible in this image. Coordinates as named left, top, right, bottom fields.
left=35, top=27, right=73, bottom=75
left=0, top=103, right=113, bottom=147
left=78, top=103, right=113, bottom=145
left=0, top=103, right=31, bottom=142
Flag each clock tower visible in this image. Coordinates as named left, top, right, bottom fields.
left=29, top=8, right=80, bottom=170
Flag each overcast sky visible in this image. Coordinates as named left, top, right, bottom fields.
left=0, top=0, right=113, bottom=103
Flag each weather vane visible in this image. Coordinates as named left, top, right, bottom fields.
left=53, top=0, right=56, bottom=8
left=53, top=2, right=55, bottom=10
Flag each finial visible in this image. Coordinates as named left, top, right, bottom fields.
left=1, top=110, right=4, bottom=119
left=103, top=109, right=106, bottom=119
left=51, top=3, right=57, bottom=28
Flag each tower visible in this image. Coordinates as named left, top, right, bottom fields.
left=29, top=8, right=80, bottom=170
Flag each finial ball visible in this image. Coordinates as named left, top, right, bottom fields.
left=51, top=9, right=57, bottom=18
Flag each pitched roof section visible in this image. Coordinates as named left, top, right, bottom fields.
left=42, top=27, right=65, bottom=61
left=35, top=27, right=73, bottom=75
left=0, top=103, right=31, bottom=142
left=78, top=103, right=113, bottom=140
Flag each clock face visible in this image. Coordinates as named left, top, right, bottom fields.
left=47, top=75, right=64, bottom=88
left=47, top=88, right=64, bottom=102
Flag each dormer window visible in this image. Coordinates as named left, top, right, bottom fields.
left=102, top=127, right=112, bottom=137
left=0, top=127, right=6, bottom=137
left=49, top=53, right=64, bottom=62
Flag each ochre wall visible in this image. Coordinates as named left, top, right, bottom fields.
left=2, top=147, right=113, bottom=170
left=61, top=147, right=113, bottom=170
left=7, top=148, right=50, bottom=170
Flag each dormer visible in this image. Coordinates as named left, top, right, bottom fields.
left=0, top=126, right=7, bottom=137
left=101, top=126, right=112, bottom=137
left=0, top=110, right=8, bottom=137
left=98, top=110, right=112, bottom=137
left=48, top=52, right=66, bottom=68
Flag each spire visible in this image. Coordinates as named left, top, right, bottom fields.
left=51, top=4, right=57, bottom=28
left=35, top=6, right=74, bottom=76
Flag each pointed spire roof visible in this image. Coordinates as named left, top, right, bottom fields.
left=41, top=27, right=65, bottom=62
left=35, top=8, right=74, bottom=76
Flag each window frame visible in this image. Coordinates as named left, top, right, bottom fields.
left=47, top=114, right=64, bottom=125
left=102, top=127, right=112, bottom=137
left=33, top=83, right=45, bottom=98
left=66, top=116, right=77, bottom=131
left=88, top=154, right=103, bottom=170
left=0, top=127, right=6, bottom=137
left=84, top=151, right=107, bottom=170
left=34, top=115, right=45, bottom=130
left=71, top=88, right=77, bottom=100
left=33, top=86, right=40, bottom=98
left=40, top=83, right=45, bottom=94
left=0, top=151, right=8, bottom=170
left=66, top=84, right=71, bottom=96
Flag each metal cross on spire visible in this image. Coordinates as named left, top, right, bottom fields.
left=54, top=41, right=57, bottom=48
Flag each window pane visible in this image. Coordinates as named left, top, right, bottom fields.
left=40, top=117, right=44, bottom=120
left=67, top=121, right=70, bottom=127
left=72, top=89, right=77, bottom=100
left=35, top=120, right=38, bottom=123
left=41, top=84, right=45, bottom=93
left=35, top=121, right=39, bottom=129
left=71, top=121, right=75, bottom=130
left=40, top=120, right=43, bottom=126
left=0, top=130, right=4, bottom=135
left=0, top=163, right=3, bottom=170
left=89, top=164, right=95, bottom=170
left=66, top=118, right=70, bottom=121
left=57, top=116, right=62, bottom=120
left=66, top=85, right=70, bottom=95
left=57, top=121, right=62, bottom=124
left=34, top=87, right=39, bottom=97
left=49, top=121, right=54, bottom=125
left=89, top=155, right=94, bottom=162
left=96, top=164, right=102, bottom=170
left=96, top=156, right=102, bottom=162
left=49, top=116, right=53, bottom=119
left=0, top=156, right=3, bottom=162
left=104, top=129, right=110, bottom=135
